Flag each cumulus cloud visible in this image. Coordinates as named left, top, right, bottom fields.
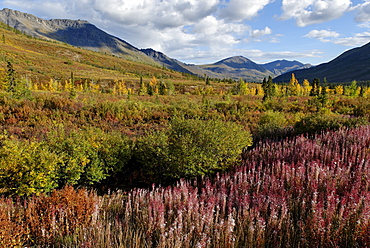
left=0, top=0, right=325, bottom=64
left=354, top=1, right=370, bottom=23
left=357, top=22, right=370, bottom=28
left=281, top=0, right=352, bottom=27
left=304, top=29, right=340, bottom=41
left=251, top=27, right=273, bottom=38
left=2, top=0, right=273, bottom=62
left=332, top=32, right=370, bottom=46
left=218, top=0, right=274, bottom=21
left=304, top=29, right=370, bottom=47
left=92, top=0, right=220, bottom=29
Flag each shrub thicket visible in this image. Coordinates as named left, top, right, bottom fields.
left=133, top=118, right=252, bottom=184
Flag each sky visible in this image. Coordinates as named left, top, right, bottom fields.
left=1, top=0, right=370, bottom=65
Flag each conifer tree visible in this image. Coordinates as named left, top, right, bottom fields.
left=6, top=61, right=16, bottom=93
left=138, top=77, right=147, bottom=96
left=318, top=85, right=328, bottom=107
left=262, top=76, right=275, bottom=101
left=310, top=78, right=320, bottom=96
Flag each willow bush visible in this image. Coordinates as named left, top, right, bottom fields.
left=133, top=118, right=252, bottom=184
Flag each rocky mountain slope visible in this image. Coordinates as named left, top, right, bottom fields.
left=0, top=8, right=157, bottom=65
left=0, top=8, right=313, bottom=82
left=0, top=20, right=185, bottom=83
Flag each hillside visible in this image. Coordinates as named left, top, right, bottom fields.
left=274, top=41, right=370, bottom=83
left=141, top=48, right=196, bottom=75
left=0, top=8, right=315, bottom=82
left=262, top=60, right=311, bottom=76
left=0, top=20, right=187, bottom=84
left=199, top=56, right=274, bottom=82
left=0, top=8, right=156, bottom=65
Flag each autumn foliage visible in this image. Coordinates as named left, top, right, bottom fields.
left=0, top=126, right=369, bottom=247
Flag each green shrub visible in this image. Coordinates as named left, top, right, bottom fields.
left=0, top=138, right=60, bottom=196
left=133, top=118, right=252, bottom=183
left=294, top=111, right=368, bottom=135
left=46, top=127, right=132, bottom=187
left=257, top=110, right=288, bottom=137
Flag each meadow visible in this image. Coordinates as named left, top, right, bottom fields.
left=0, top=23, right=370, bottom=246
left=1, top=125, right=369, bottom=247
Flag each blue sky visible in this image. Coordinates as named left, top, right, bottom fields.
left=0, top=0, right=370, bottom=65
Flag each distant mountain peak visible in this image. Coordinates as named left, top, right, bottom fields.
left=214, top=56, right=266, bottom=71
left=216, top=56, right=253, bottom=65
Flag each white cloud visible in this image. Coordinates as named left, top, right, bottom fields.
left=304, top=29, right=340, bottom=41
left=281, top=0, right=352, bottom=27
left=0, top=0, right=326, bottom=64
left=354, top=1, right=370, bottom=23
left=304, top=29, right=370, bottom=47
left=218, top=0, right=274, bottom=21
left=332, top=32, right=370, bottom=46
left=357, top=22, right=370, bottom=28
left=251, top=27, right=272, bottom=38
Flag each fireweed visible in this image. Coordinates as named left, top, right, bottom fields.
left=0, top=126, right=369, bottom=247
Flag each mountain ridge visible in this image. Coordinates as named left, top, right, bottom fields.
left=0, top=8, right=313, bottom=82
left=274, top=41, right=370, bottom=83
left=0, top=8, right=157, bottom=65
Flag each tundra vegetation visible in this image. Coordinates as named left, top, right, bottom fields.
left=0, top=22, right=369, bottom=247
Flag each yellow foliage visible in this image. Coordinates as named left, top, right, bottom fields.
left=256, top=84, right=264, bottom=96
left=0, top=140, right=60, bottom=196
left=302, top=79, right=312, bottom=96
left=288, top=73, right=300, bottom=96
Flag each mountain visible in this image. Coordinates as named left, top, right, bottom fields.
left=274, top=42, right=370, bottom=83
left=199, top=56, right=274, bottom=82
left=0, top=19, right=186, bottom=83
left=262, top=60, right=312, bottom=76
left=141, top=48, right=224, bottom=78
left=0, top=8, right=156, bottom=65
left=0, top=8, right=314, bottom=82
left=141, top=48, right=195, bottom=74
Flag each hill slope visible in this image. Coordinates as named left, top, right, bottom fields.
left=199, top=56, right=274, bottom=81
left=0, top=8, right=156, bottom=65
left=262, top=60, right=311, bottom=76
left=274, top=42, right=370, bottom=83
left=0, top=8, right=314, bottom=82
left=0, top=20, right=185, bottom=83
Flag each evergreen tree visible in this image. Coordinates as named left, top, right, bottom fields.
left=359, top=86, right=365, bottom=97
left=138, top=77, right=147, bottom=95
left=310, top=78, right=320, bottom=96
left=318, top=85, right=328, bottom=108
left=262, top=76, right=275, bottom=101
left=159, top=81, right=167, bottom=95
left=6, top=61, right=16, bottom=92
left=348, top=80, right=358, bottom=97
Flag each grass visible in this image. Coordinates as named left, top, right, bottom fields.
left=0, top=21, right=195, bottom=85
left=0, top=125, right=369, bottom=247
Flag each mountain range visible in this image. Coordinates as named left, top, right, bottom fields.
left=1, top=8, right=370, bottom=83
left=274, top=42, right=370, bottom=83
left=0, top=8, right=313, bottom=82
